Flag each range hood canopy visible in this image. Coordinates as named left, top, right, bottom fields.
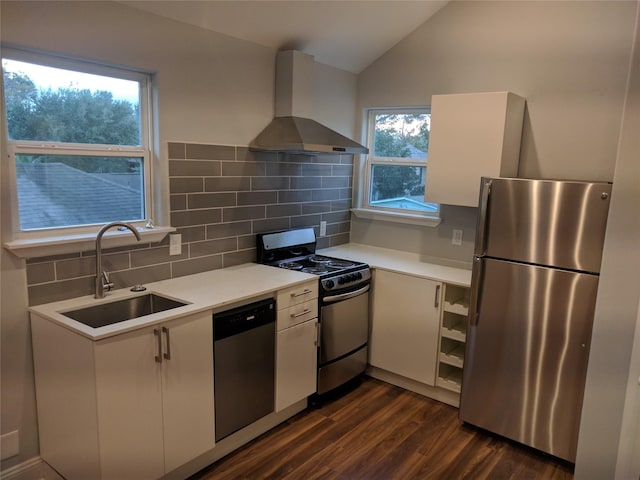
left=250, top=50, right=369, bottom=155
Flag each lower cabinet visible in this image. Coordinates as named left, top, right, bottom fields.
left=31, top=312, right=214, bottom=480
left=275, top=319, right=318, bottom=411
left=275, top=280, right=318, bottom=412
left=369, top=269, right=442, bottom=386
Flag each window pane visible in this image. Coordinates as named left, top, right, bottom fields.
left=2, top=59, right=141, bottom=145
left=16, top=154, right=145, bottom=230
left=373, top=113, right=430, bottom=158
left=369, top=164, right=437, bottom=213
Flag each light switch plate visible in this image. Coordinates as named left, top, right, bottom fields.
left=169, top=234, right=182, bottom=255
left=319, top=221, right=327, bottom=237
left=452, top=229, right=463, bottom=246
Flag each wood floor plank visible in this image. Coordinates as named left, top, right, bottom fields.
left=190, top=377, right=574, bottom=480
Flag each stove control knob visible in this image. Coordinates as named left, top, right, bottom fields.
left=338, top=277, right=346, bottom=285
left=325, top=280, right=335, bottom=289
left=356, top=272, right=363, bottom=280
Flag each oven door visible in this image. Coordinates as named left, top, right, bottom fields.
left=319, top=284, right=370, bottom=364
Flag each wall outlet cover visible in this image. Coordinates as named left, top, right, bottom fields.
left=452, top=229, right=463, bottom=246
left=169, top=234, right=182, bottom=255
left=319, top=221, right=327, bottom=237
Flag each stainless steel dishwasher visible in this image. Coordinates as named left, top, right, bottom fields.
left=213, top=298, right=275, bottom=442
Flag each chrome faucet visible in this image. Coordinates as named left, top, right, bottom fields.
left=95, top=222, right=141, bottom=298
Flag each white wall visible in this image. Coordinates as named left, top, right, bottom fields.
left=353, top=0, right=636, bottom=261
left=0, top=0, right=358, bottom=471
left=575, top=4, right=640, bottom=478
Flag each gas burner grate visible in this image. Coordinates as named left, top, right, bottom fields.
left=327, top=259, right=355, bottom=269
left=302, top=267, right=329, bottom=274
left=308, top=255, right=332, bottom=264
left=278, top=261, right=304, bottom=270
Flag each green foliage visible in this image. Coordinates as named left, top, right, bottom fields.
left=371, top=164, right=424, bottom=200
left=3, top=71, right=141, bottom=173
left=373, top=113, right=429, bottom=158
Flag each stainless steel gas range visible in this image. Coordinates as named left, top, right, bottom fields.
left=256, top=228, right=370, bottom=396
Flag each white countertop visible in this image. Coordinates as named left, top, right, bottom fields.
left=31, top=246, right=471, bottom=341
left=29, top=263, right=316, bottom=341
left=319, top=243, right=471, bottom=287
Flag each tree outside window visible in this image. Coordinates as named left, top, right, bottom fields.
left=365, top=109, right=437, bottom=214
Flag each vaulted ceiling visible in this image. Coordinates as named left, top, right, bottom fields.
left=120, top=1, right=448, bottom=73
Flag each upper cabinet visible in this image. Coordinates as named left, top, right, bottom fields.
left=425, top=92, right=525, bottom=207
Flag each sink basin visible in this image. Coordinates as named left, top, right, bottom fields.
left=62, top=293, right=189, bottom=328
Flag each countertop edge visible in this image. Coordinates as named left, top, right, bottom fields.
left=29, top=263, right=317, bottom=341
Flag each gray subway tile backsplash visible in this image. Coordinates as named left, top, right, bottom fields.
left=26, top=142, right=354, bottom=305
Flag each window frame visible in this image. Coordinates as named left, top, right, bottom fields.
left=355, top=107, right=440, bottom=226
left=1, top=48, right=164, bottom=252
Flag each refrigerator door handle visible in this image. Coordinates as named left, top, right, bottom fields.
left=468, top=256, right=484, bottom=326
left=474, top=178, right=492, bottom=255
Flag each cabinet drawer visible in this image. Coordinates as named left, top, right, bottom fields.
left=277, top=300, right=317, bottom=331
left=277, top=281, right=318, bottom=309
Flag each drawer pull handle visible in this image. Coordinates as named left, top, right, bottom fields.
left=154, top=328, right=162, bottom=363
left=291, top=289, right=312, bottom=298
left=291, top=309, right=312, bottom=318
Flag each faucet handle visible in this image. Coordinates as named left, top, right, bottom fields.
left=102, top=271, right=114, bottom=292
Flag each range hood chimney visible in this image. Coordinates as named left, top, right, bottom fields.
left=250, top=50, right=369, bottom=155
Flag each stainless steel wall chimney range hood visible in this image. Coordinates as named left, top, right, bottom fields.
left=249, top=50, right=369, bottom=155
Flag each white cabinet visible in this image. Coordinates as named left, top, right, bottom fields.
left=436, top=284, right=470, bottom=396
left=425, top=91, right=525, bottom=207
left=31, top=312, right=214, bottom=480
left=369, top=269, right=441, bottom=386
left=275, top=280, right=318, bottom=412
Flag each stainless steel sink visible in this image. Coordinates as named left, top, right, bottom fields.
left=63, top=293, right=188, bottom=328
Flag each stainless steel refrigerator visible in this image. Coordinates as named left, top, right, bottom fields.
left=460, top=177, right=612, bottom=463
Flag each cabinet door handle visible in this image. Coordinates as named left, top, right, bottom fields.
left=291, top=289, right=312, bottom=298
left=162, top=326, right=171, bottom=361
left=154, top=328, right=163, bottom=363
left=434, top=284, right=441, bottom=308
left=291, top=309, right=312, bottom=318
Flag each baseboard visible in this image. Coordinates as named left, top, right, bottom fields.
left=0, top=457, right=63, bottom=480
left=366, top=366, right=461, bottom=408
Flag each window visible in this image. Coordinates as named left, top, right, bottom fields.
left=359, top=108, right=438, bottom=222
left=2, top=49, right=152, bottom=239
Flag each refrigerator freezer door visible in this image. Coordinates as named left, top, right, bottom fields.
left=460, top=258, right=599, bottom=462
left=477, top=178, right=611, bottom=273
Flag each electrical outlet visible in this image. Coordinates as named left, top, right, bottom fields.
left=169, top=234, right=182, bottom=256
left=452, top=229, right=463, bottom=246
left=0, top=430, right=19, bottom=460
left=319, top=221, right=327, bottom=237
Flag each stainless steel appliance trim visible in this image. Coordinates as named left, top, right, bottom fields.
left=317, top=346, right=368, bottom=395
left=319, top=287, right=369, bottom=364
left=468, top=256, right=484, bottom=326
left=474, top=177, right=492, bottom=256
left=484, top=177, right=611, bottom=273
left=323, top=284, right=370, bottom=304
left=460, top=257, right=599, bottom=462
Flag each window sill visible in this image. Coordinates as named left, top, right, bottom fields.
left=351, top=208, right=441, bottom=227
left=3, top=226, right=176, bottom=259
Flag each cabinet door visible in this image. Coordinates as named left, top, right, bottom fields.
left=162, top=313, right=215, bottom=473
left=95, top=326, right=165, bottom=480
left=425, top=91, right=524, bottom=207
left=275, top=319, right=318, bottom=412
left=370, top=270, right=441, bottom=385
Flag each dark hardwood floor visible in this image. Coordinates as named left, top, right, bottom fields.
left=191, top=377, right=574, bottom=480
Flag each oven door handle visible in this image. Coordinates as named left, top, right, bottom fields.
left=323, top=284, right=370, bottom=304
